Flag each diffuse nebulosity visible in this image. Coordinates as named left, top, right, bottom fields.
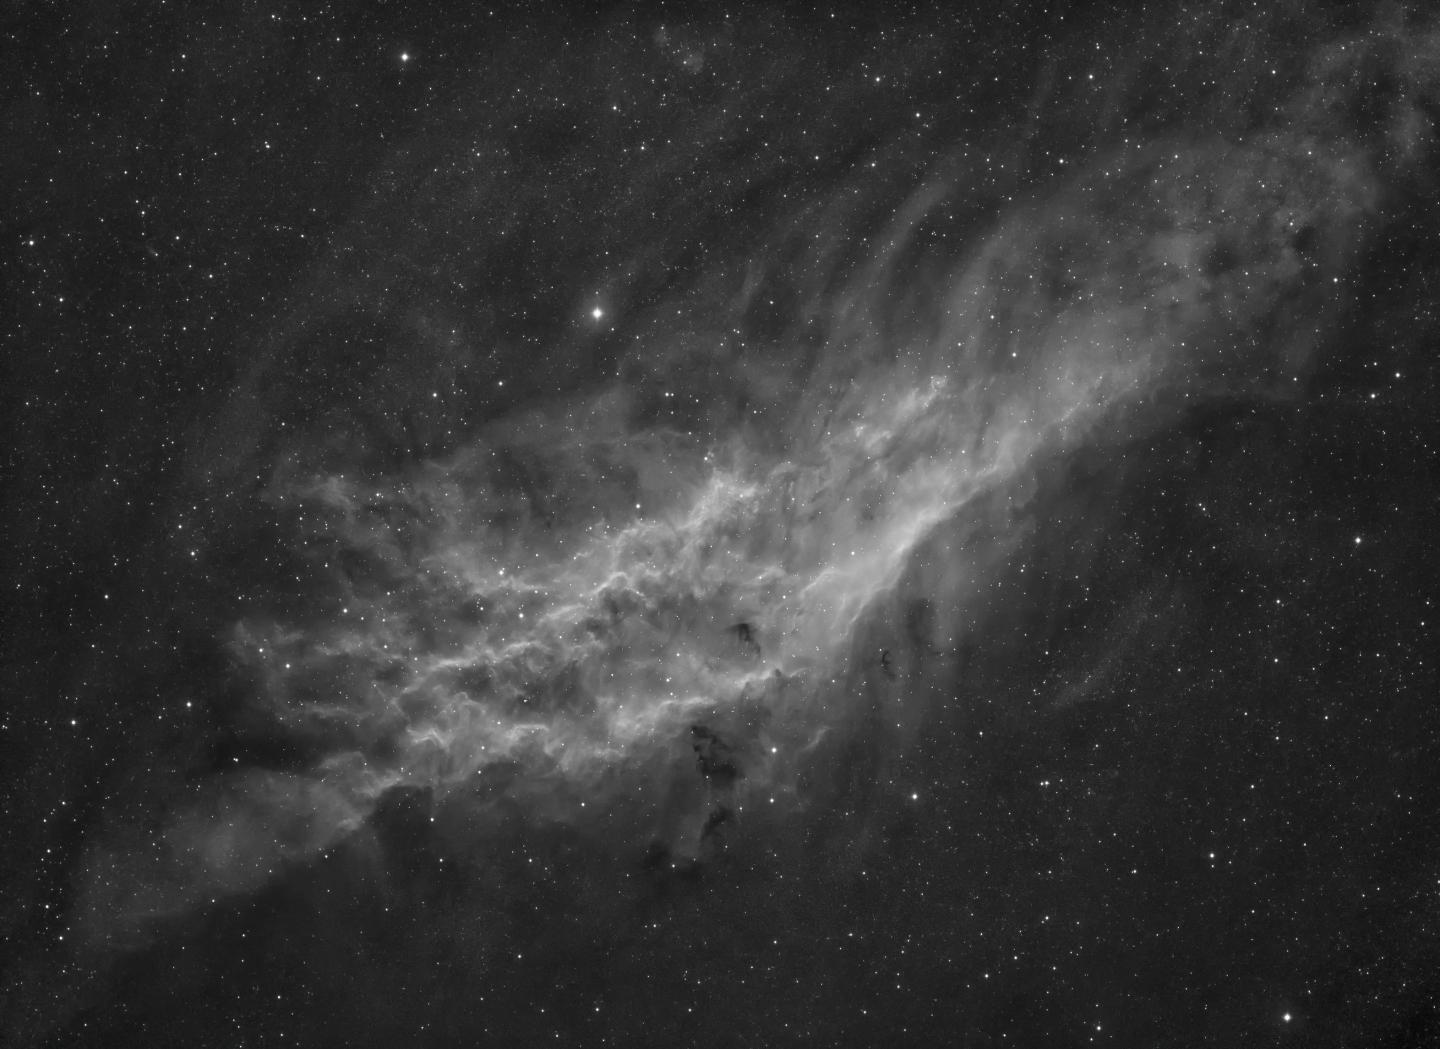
left=75, top=10, right=1434, bottom=958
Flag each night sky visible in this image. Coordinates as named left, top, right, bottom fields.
left=4, top=2, right=1440, bottom=1046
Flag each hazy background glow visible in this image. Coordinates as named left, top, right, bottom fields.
left=69, top=9, right=1432, bottom=958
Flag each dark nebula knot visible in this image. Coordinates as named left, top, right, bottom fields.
left=5, top=3, right=1440, bottom=1047
left=691, top=725, right=742, bottom=785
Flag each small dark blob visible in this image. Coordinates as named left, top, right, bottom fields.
left=880, top=648, right=896, bottom=679
left=701, top=805, right=732, bottom=841
left=451, top=663, right=492, bottom=694
left=640, top=839, right=701, bottom=881
left=375, top=661, right=409, bottom=686
left=691, top=724, right=740, bottom=784
left=1291, top=224, right=1318, bottom=260
left=1202, top=239, right=1242, bottom=278
left=730, top=621, right=761, bottom=657
left=454, top=595, right=490, bottom=625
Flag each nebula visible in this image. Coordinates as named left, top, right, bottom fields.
left=68, top=11, right=1426, bottom=953
left=2, top=11, right=1424, bottom=1045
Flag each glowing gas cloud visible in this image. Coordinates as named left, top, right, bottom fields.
left=76, top=16, right=1431, bottom=944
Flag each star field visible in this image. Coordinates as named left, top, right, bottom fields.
left=3, top=3, right=1440, bottom=1047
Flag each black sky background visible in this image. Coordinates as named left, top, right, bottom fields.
left=4, top=2, right=1440, bottom=1046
